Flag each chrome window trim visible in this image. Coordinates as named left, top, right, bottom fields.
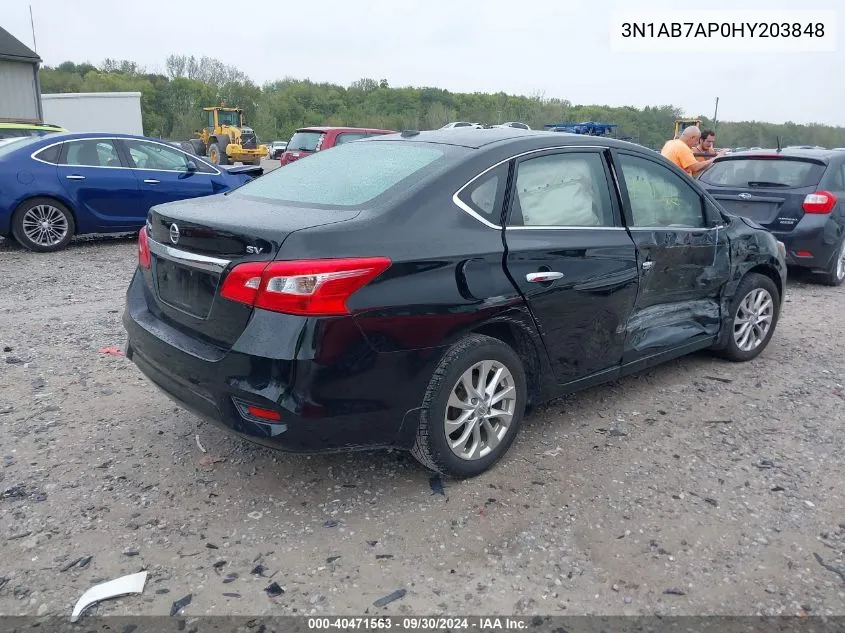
left=147, top=236, right=231, bottom=274
left=30, top=136, right=222, bottom=175
left=452, top=145, right=616, bottom=231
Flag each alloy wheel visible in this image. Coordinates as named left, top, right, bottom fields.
left=733, top=288, right=775, bottom=352
left=444, top=360, right=516, bottom=461
left=21, top=204, right=69, bottom=247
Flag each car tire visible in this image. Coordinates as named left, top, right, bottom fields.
left=716, top=272, right=780, bottom=362
left=186, top=139, right=206, bottom=156
left=819, top=239, right=845, bottom=287
left=411, top=334, right=527, bottom=478
left=11, top=197, right=75, bottom=253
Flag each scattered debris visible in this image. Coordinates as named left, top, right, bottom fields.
left=248, top=512, right=262, bottom=520
left=663, top=588, right=686, bottom=596
left=373, top=588, right=407, bottom=608
left=704, top=420, right=733, bottom=425
left=99, top=347, right=124, bottom=357
left=366, top=541, right=378, bottom=547
left=223, top=592, right=241, bottom=598
left=0, top=578, right=8, bottom=591
left=323, top=520, right=340, bottom=528
left=813, top=553, right=845, bottom=583
left=205, top=543, right=218, bottom=549
left=222, top=573, right=238, bottom=584
left=169, top=594, right=192, bottom=616
left=1, top=485, right=27, bottom=500
left=704, top=498, right=719, bottom=507
left=326, top=556, right=341, bottom=563
left=804, top=500, right=816, bottom=508
left=7, top=531, right=31, bottom=540
left=251, top=564, right=266, bottom=576
left=155, top=589, right=170, bottom=595
left=376, top=554, right=394, bottom=560
left=429, top=475, right=445, bottom=496
left=264, top=582, right=284, bottom=597
left=123, top=549, right=140, bottom=557
left=757, top=460, right=775, bottom=469
left=195, top=434, right=206, bottom=453
left=95, top=459, right=113, bottom=469
left=212, top=560, right=227, bottom=570
left=71, top=571, right=148, bottom=622
left=543, top=447, right=563, bottom=457
left=199, top=455, right=224, bottom=467
left=61, top=556, right=93, bottom=572
left=704, top=375, right=733, bottom=383
left=771, top=486, right=786, bottom=492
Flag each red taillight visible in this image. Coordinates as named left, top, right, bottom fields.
left=138, top=226, right=151, bottom=269
left=803, top=191, right=837, bottom=214
left=247, top=405, right=281, bottom=421
left=220, top=257, right=391, bottom=316
left=795, top=251, right=813, bottom=257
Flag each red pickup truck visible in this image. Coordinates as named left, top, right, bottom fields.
left=279, top=126, right=396, bottom=166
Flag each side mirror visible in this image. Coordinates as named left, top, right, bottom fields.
left=186, top=160, right=198, bottom=172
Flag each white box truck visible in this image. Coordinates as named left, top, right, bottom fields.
left=40, top=92, right=143, bottom=135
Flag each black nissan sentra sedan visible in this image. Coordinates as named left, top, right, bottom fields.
left=123, top=128, right=787, bottom=478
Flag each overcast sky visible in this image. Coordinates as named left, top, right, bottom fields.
left=4, top=0, right=843, bottom=126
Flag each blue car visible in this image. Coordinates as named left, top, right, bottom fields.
left=0, top=132, right=262, bottom=252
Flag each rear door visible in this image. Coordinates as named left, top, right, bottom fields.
left=611, top=150, right=730, bottom=367
left=119, top=139, right=219, bottom=216
left=501, top=147, right=639, bottom=385
left=699, top=156, right=827, bottom=233
left=57, top=138, right=143, bottom=230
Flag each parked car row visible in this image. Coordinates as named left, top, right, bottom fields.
left=122, top=127, right=788, bottom=478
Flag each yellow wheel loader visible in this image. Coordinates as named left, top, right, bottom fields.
left=188, top=105, right=268, bottom=166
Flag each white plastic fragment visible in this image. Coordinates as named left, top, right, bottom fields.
left=195, top=434, right=206, bottom=453
left=70, top=571, right=147, bottom=622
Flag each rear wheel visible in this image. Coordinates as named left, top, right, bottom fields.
left=716, top=272, right=780, bottom=362
left=411, top=334, right=526, bottom=478
left=187, top=138, right=206, bottom=156
left=207, top=140, right=229, bottom=165
left=11, top=197, right=75, bottom=253
left=818, top=239, right=845, bottom=286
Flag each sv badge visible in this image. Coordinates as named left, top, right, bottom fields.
left=246, top=246, right=264, bottom=254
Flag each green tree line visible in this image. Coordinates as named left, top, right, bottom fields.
left=39, top=56, right=845, bottom=150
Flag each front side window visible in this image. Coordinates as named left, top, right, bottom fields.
left=617, top=153, right=706, bottom=228
left=62, top=140, right=121, bottom=167
left=123, top=140, right=213, bottom=173
left=508, top=152, right=615, bottom=227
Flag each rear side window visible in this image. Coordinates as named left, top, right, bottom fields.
left=335, top=133, right=368, bottom=145
left=233, top=141, right=445, bottom=207
left=34, top=143, right=62, bottom=164
left=700, top=158, right=825, bottom=188
left=287, top=131, right=325, bottom=152
left=457, top=163, right=508, bottom=225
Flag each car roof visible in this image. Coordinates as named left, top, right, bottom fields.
left=716, top=148, right=841, bottom=164
left=366, top=128, right=643, bottom=151
left=295, top=126, right=395, bottom=134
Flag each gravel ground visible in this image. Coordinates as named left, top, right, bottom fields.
left=1, top=235, right=844, bottom=620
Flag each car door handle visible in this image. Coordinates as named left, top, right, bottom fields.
left=143, top=179, right=160, bottom=184
left=526, top=271, right=564, bottom=283
left=65, top=175, right=85, bottom=180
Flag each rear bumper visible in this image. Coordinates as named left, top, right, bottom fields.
left=122, top=270, right=433, bottom=453
left=772, top=213, right=844, bottom=271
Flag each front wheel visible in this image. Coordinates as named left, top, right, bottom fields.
left=717, top=272, right=780, bottom=362
left=818, top=239, right=845, bottom=287
left=11, top=198, right=75, bottom=252
left=411, top=334, right=527, bottom=478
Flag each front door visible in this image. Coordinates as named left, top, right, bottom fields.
left=119, top=139, right=216, bottom=215
left=57, top=138, right=143, bottom=231
left=611, top=150, right=731, bottom=367
left=501, top=148, right=640, bottom=385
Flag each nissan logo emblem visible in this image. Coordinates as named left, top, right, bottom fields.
left=169, top=223, right=180, bottom=245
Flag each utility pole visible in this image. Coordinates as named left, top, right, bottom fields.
left=29, top=5, right=37, bottom=52
left=713, top=97, right=719, bottom=130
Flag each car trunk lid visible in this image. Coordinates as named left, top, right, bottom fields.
left=144, top=194, right=360, bottom=347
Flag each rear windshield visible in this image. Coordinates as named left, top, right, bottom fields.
left=232, top=141, right=446, bottom=207
left=0, top=136, right=41, bottom=159
left=286, top=131, right=324, bottom=152
left=700, top=158, right=825, bottom=188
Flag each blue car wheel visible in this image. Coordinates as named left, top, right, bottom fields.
left=12, top=197, right=76, bottom=253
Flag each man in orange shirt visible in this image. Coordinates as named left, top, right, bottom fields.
left=661, top=126, right=724, bottom=176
